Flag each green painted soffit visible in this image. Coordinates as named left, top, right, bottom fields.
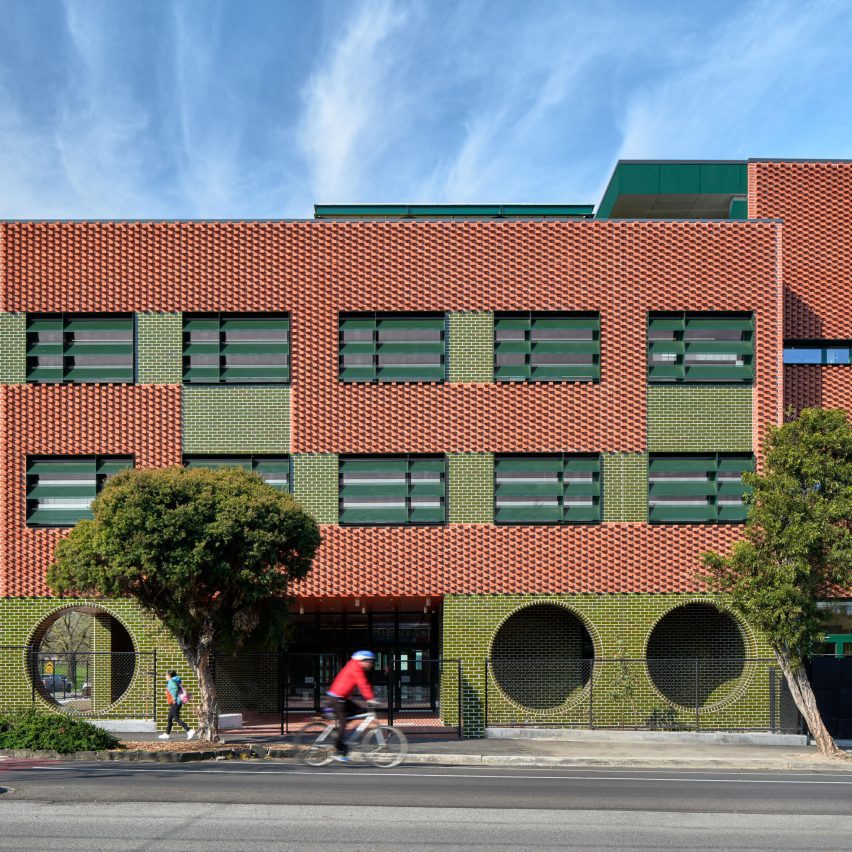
left=596, top=161, right=748, bottom=220
left=314, top=204, right=594, bottom=220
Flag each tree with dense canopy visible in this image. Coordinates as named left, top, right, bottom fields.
left=47, top=466, right=321, bottom=742
left=702, top=408, right=852, bottom=759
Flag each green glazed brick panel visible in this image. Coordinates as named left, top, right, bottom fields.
left=137, top=313, right=182, bottom=383
left=448, top=312, right=494, bottom=383
left=0, top=597, right=185, bottom=728
left=647, top=386, right=753, bottom=452
left=0, top=312, right=26, bottom=383
left=602, top=453, right=648, bottom=522
left=293, top=454, right=339, bottom=524
left=448, top=453, right=494, bottom=523
left=442, top=594, right=774, bottom=736
left=182, top=386, right=290, bottom=453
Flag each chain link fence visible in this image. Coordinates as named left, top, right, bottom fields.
left=484, top=657, right=802, bottom=733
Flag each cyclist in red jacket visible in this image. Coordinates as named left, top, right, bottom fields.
left=327, top=650, right=378, bottom=762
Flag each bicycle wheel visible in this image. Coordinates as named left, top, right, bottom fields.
left=296, top=720, right=335, bottom=767
left=361, top=725, right=408, bottom=768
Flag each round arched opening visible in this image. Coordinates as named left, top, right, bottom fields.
left=646, top=603, right=746, bottom=708
left=491, top=604, right=594, bottom=710
left=30, top=607, right=136, bottom=713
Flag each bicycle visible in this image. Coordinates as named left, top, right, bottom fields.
left=296, top=705, right=408, bottom=768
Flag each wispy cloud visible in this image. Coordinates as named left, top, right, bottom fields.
left=614, top=0, right=852, bottom=162
left=297, top=0, right=408, bottom=202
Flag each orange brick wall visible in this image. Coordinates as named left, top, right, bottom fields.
left=784, top=365, right=852, bottom=416
left=296, top=524, right=745, bottom=597
left=0, top=219, right=782, bottom=597
left=749, top=160, right=852, bottom=340
left=0, top=385, right=181, bottom=596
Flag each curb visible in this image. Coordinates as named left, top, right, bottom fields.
left=3, top=747, right=851, bottom=772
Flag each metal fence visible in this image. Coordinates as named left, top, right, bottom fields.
left=212, top=653, right=464, bottom=736
left=0, top=646, right=157, bottom=720
left=484, top=657, right=802, bottom=734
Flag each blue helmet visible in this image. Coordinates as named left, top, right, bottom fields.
left=351, top=650, right=376, bottom=661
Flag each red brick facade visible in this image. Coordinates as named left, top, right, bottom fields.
left=6, top=162, right=852, bottom=601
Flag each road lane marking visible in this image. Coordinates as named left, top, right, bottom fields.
left=27, top=765, right=852, bottom=785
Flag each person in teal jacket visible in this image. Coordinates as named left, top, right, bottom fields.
left=159, top=670, right=195, bottom=740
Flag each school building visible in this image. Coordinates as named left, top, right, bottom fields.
left=1, top=159, right=850, bottom=735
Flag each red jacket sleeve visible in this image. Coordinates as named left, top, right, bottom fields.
left=351, top=661, right=375, bottom=701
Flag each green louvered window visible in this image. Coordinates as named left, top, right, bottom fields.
left=339, top=314, right=445, bottom=383
left=495, top=313, right=600, bottom=382
left=183, top=314, right=289, bottom=383
left=184, top=456, right=291, bottom=491
left=26, top=314, right=134, bottom=384
left=648, top=454, right=754, bottom=524
left=648, top=313, right=753, bottom=383
left=494, top=455, right=601, bottom=524
left=339, top=456, right=446, bottom=525
left=26, top=456, right=133, bottom=527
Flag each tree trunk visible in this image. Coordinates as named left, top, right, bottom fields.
left=773, top=648, right=846, bottom=760
left=179, top=625, right=220, bottom=743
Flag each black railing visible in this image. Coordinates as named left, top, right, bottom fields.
left=483, top=657, right=802, bottom=734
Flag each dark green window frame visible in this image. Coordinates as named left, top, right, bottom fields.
left=648, top=453, right=753, bottom=524
left=339, top=313, right=445, bottom=383
left=26, top=314, right=134, bottom=384
left=339, top=455, right=446, bottom=525
left=495, top=312, right=600, bottom=382
left=494, top=454, right=601, bottom=524
left=183, top=455, right=291, bottom=491
left=183, top=313, right=290, bottom=384
left=26, top=456, right=134, bottom=528
left=648, top=312, right=753, bottom=384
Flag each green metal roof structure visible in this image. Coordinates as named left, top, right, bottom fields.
left=314, top=204, right=594, bottom=220
left=596, top=161, right=748, bottom=220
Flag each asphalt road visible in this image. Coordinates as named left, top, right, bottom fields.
left=1, top=760, right=851, bottom=850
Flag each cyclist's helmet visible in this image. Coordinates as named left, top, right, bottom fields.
left=351, top=650, right=376, bottom=661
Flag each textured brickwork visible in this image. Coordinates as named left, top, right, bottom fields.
left=784, top=365, right=852, bottom=417
left=293, top=524, right=744, bottom=596
left=749, top=160, right=852, bottom=339
left=647, top=386, right=753, bottom=452
left=447, top=312, right=494, bottom=382
left=0, top=597, right=186, bottom=728
left=0, top=384, right=182, bottom=597
left=0, top=219, right=782, bottom=600
left=602, top=453, right=648, bottom=522
left=0, top=220, right=782, bottom=456
left=182, top=386, right=290, bottom=453
left=443, top=594, right=772, bottom=735
left=137, top=313, right=182, bottom=384
left=292, top=454, right=339, bottom=524
left=0, top=312, right=26, bottom=384
left=448, top=454, right=494, bottom=523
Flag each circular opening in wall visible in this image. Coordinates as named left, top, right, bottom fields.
left=29, top=607, right=136, bottom=714
left=646, top=603, right=746, bottom=708
left=491, top=604, right=594, bottom=710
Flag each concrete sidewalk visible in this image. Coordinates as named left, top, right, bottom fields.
left=122, top=730, right=852, bottom=772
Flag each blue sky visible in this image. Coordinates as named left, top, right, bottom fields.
left=1, top=0, right=851, bottom=219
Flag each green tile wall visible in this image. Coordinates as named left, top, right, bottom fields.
left=137, top=313, right=182, bottom=384
left=443, top=594, right=773, bottom=736
left=647, top=386, right=753, bottom=452
left=448, top=454, right=494, bottom=523
left=447, top=312, right=494, bottom=382
left=182, top=386, right=290, bottom=453
left=0, top=312, right=26, bottom=384
left=602, top=453, right=648, bottom=522
left=292, top=454, right=339, bottom=524
left=0, top=597, right=185, bottom=727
